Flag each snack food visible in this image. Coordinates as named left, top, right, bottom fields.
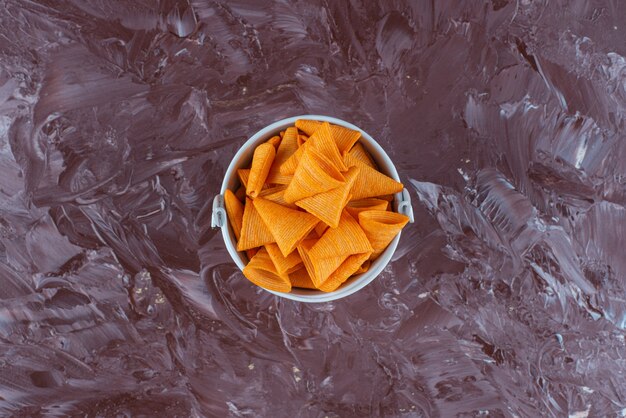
left=230, top=120, right=407, bottom=293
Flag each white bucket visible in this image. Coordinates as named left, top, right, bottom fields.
left=211, top=115, right=414, bottom=302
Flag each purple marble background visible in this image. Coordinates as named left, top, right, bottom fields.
left=1, top=0, right=625, bottom=416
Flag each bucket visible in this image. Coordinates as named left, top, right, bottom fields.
left=211, top=115, right=414, bottom=302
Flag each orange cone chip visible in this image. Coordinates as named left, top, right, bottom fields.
left=347, top=142, right=376, bottom=168
left=243, top=248, right=291, bottom=292
left=267, top=127, right=298, bottom=184
left=297, top=238, right=317, bottom=251
left=314, top=222, right=329, bottom=237
left=259, top=185, right=287, bottom=195
left=279, top=143, right=306, bottom=176
left=295, top=238, right=316, bottom=278
left=307, top=122, right=347, bottom=172
left=224, top=189, right=244, bottom=240
left=246, top=248, right=258, bottom=260
left=346, top=158, right=403, bottom=200
left=354, top=260, right=370, bottom=275
left=259, top=184, right=287, bottom=197
left=258, top=185, right=286, bottom=196
left=252, top=197, right=319, bottom=257
left=237, top=168, right=250, bottom=188
left=289, top=267, right=317, bottom=289
left=247, top=143, right=275, bottom=198
left=313, top=254, right=348, bottom=287
left=358, top=210, right=409, bottom=258
left=297, top=239, right=348, bottom=287
left=237, top=198, right=275, bottom=251
left=266, top=135, right=281, bottom=148
left=297, top=134, right=308, bottom=146
left=265, top=243, right=303, bottom=275
left=284, top=146, right=345, bottom=203
left=235, top=185, right=246, bottom=202
left=345, top=198, right=388, bottom=219
left=318, top=252, right=371, bottom=292
left=309, top=210, right=373, bottom=260
left=295, top=119, right=321, bottom=136
left=295, top=119, right=360, bottom=154
left=332, top=125, right=361, bottom=156
left=296, top=166, right=360, bottom=228
left=305, top=230, right=319, bottom=240
left=259, top=185, right=297, bottom=209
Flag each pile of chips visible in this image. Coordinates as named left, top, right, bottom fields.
left=224, top=119, right=409, bottom=293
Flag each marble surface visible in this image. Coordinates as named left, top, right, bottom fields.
left=0, top=0, right=625, bottom=416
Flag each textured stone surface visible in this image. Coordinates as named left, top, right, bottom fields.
left=0, top=1, right=625, bottom=416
